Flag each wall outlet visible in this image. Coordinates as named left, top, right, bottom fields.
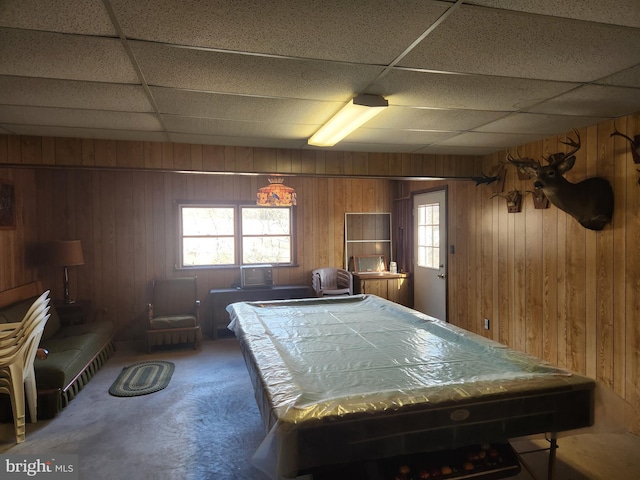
left=484, top=318, right=490, bottom=330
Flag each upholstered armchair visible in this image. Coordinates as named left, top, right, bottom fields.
left=146, top=277, right=200, bottom=353
left=311, top=268, right=353, bottom=297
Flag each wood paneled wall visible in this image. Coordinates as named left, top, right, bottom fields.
left=1, top=167, right=394, bottom=340
left=0, top=135, right=479, bottom=178
left=0, top=135, right=479, bottom=342
left=402, top=113, right=640, bottom=435
left=1, top=113, right=639, bottom=436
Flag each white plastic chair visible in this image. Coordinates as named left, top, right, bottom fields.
left=0, top=290, right=50, bottom=347
left=0, top=290, right=51, bottom=443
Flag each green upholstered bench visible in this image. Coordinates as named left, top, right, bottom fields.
left=0, top=281, right=115, bottom=419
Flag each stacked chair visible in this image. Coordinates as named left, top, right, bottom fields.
left=0, top=290, right=51, bottom=443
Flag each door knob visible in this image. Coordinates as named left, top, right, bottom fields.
left=437, top=273, right=446, bottom=279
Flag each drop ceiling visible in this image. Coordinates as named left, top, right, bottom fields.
left=1, top=0, right=639, bottom=156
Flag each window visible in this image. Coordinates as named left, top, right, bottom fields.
left=416, top=203, right=439, bottom=269
left=179, top=203, right=294, bottom=268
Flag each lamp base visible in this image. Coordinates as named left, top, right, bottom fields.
left=62, top=266, right=75, bottom=304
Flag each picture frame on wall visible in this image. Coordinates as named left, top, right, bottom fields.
left=0, top=180, right=16, bottom=230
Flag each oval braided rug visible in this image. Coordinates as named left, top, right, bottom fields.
left=109, top=360, right=175, bottom=397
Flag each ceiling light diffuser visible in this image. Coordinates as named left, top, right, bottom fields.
left=308, top=94, right=388, bottom=147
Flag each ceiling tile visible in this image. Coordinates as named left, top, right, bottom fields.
left=597, top=64, right=640, bottom=88
left=436, top=131, right=547, bottom=148
left=307, top=142, right=424, bottom=154
left=0, top=0, right=116, bottom=35
left=132, top=42, right=384, bottom=100
left=0, top=76, right=152, bottom=112
left=474, top=112, right=607, bottom=135
left=365, top=106, right=509, bottom=131
left=150, top=87, right=342, bottom=124
left=111, top=0, right=449, bottom=64
left=344, top=128, right=458, bottom=145
left=414, top=144, right=499, bottom=156
left=163, top=115, right=317, bottom=139
left=0, top=106, right=162, bottom=131
left=399, top=5, right=640, bottom=82
left=529, top=84, right=640, bottom=117
left=169, top=132, right=306, bottom=150
left=0, top=29, right=139, bottom=83
left=373, top=70, right=580, bottom=111
left=463, top=0, right=640, bottom=28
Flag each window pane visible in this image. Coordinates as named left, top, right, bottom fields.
left=183, top=238, right=234, bottom=266
left=425, top=205, right=433, bottom=224
left=417, top=202, right=440, bottom=269
left=179, top=203, right=295, bottom=268
left=418, top=226, right=425, bottom=245
left=426, top=226, right=434, bottom=247
left=242, top=207, right=290, bottom=235
left=182, top=207, right=234, bottom=235
left=243, top=237, right=291, bottom=264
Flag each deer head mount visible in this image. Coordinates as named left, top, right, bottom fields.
left=610, top=128, right=640, bottom=185
left=506, top=130, right=614, bottom=231
left=526, top=189, right=550, bottom=209
left=491, top=190, right=522, bottom=213
left=610, top=128, right=640, bottom=165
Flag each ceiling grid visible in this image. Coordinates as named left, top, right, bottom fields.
left=0, top=0, right=637, bottom=155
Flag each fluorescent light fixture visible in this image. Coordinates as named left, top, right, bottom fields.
left=308, top=94, right=388, bottom=147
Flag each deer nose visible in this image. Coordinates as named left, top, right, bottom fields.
left=534, top=181, right=544, bottom=189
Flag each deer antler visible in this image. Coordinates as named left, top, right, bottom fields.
left=491, top=190, right=522, bottom=212
left=611, top=127, right=640, bottom=164
left=610, top=127, right=636, bottom=145
left=544, top=129, right=581, bottom=166
left=557, top=129, right=581, bottom=162
left=506, top=152, right=540, bottom=169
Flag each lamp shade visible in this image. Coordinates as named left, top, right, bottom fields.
left=50, top=240, right=85, bottom=267
left=256, top=177, right=297, bottom=207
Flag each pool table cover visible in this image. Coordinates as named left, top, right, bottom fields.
left=227, top=295, right=594, bottom=478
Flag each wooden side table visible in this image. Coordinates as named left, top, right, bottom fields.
left=54, top=300, right=92, bottom=326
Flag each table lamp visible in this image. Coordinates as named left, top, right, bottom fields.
left=51, top=240, right=85, bottom=304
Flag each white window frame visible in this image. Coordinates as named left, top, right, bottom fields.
left=177, top=202, right=295, bottom=269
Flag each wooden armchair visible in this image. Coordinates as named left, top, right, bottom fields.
left=146, top=277, right=200, bottom=353
left=311, top=268, right=353, bottom=297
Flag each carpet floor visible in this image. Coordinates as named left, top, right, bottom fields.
left=1, top=338, right=639, bottom=480
left=0, top=338, right=271, bottom=480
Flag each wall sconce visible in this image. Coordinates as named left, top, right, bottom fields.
left=50, top=240, right=85, bottom=304
left=256, top=177, right=297, bottom=207
left=308, top=94, right=388, bottom=147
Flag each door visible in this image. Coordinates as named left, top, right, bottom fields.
left=413, top=190, right=447, bottom=320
